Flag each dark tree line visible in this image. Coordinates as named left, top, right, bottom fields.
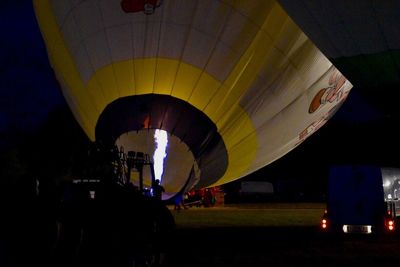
left=0, top=105, right=90, bottom=267
left=0, top=105, right=175, bottom=267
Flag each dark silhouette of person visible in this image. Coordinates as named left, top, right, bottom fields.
left=152, top=179, right=165, bottom=201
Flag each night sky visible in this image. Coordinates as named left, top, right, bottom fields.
left=0, top=1, right=64, bottom=135
left=1, top=1, right=398, bottom=194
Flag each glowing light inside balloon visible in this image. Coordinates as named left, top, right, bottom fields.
left=153, top=129, right=168, bottom=182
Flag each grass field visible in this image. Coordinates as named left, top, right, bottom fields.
left=171, top=202, right=326, bottom=228
left=164, top=203, right=400, bottom=267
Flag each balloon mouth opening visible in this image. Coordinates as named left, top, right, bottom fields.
left=115, top=129, right=198, bottom=200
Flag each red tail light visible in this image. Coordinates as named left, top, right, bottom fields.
left=321, top=210, right=328, bottom=230
left=387, top=219, right=395, bottom=231
left=321, top=218, right=328, bottom=229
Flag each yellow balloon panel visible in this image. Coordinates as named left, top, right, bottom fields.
left=171, top=63, right=202, bottom=101
left=90, top=66, right=121, bottom=101
left=188, top=75, right=221, bottom=111
left=134, top=58, right=157, bottom=95
left=153, top=59, right=180, bottom=96
left=214, top=131, right=258, bottom=186
left=112, top=61, right=136, bottom=97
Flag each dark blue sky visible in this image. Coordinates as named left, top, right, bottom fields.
left=0, top=1, right=64, bottom=134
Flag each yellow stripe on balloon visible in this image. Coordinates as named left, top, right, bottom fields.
left=33, top=0, right=97, bottom=140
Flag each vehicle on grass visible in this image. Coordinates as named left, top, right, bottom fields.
left=321, top=165, right=399, bottom=234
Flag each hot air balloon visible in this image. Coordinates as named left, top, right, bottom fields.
left=278, top=0, right=400, bottom=115
left=33, top=0, right=352, bottom=200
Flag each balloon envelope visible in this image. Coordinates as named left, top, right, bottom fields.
left=34, top=0, right=352, bottom=199
left=279, top=0, right=400, bottom=90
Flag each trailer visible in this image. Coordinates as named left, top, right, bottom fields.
left=321, top=165, right=399, bottom=234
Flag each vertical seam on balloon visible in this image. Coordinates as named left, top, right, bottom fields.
left=210, top=39, right=266, bottom=130
left=186, top=2, right=234, bottom=103
left=208, top=16, right=303, bottom=138
left=180, top=3, right=235, bottom=144
left=152, top=3, right=165, bottom=95
left=201, top=1, right=271, bottom=114
left=143, top=4, right=152, bottom=98
left=169, top=0, right=200, bottom=96
left=203, top=1, right=276, bottom=117
left=97, top=1, right=122, bottom=99
left=166, top=0, right=201, bottom=136
left=245, top=5, right=296, bottom=63
left=130, top=21, right=137, bottom=96
left=247, top=50, right=318, bottom=119
left=211, top=21, right=295, bottom=126
left=69, top=3, right=109, bottom=109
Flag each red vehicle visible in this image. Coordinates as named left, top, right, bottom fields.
left=185, top=188, right=219, bottom=207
